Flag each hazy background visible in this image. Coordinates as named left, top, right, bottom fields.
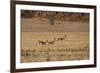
left=21, top=10, right=89, bottom=32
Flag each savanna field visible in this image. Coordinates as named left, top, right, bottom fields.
left=21, top=32, right=89, bottom=63
left=21, top=11, right=89, bottom=63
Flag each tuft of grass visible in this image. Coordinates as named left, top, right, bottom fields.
left=48, top=13, right=55, bottom=26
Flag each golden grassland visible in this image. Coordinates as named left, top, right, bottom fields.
left=21, top=32, right=89, bottom=63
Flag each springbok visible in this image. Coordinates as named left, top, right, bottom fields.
left=57, top=35, right=67, bottom=41
left=38, top=40, right=47, bottom=45
left=48, top=40, right=55, bottom=45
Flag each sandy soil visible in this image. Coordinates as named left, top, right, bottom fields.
left=21, top=32, right=89, bottom=63
left=21, top=18, right=89, bottom=32
left=21, top=17, right=89, bottom=63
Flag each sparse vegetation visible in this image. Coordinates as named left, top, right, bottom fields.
left=21, top=10, right=89, bottom=63
left=48, top=12, right=55, bottom=25
left=21, top=32, right=89, bottom=63
left=21, top=10, right=89, bottom=22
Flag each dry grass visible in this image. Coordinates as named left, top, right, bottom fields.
left=21, top=12, right=89, bottom=63
left=21, top=32, right=89, bottom=63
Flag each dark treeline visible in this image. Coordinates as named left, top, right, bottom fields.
left=21, top=10, right=89, bottom=22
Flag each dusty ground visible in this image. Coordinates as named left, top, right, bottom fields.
left=21, top=17, right=89, bottom=63
left=21, top=32, right=89, bottom=63
left=21, top=18, right=89, bottom=32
